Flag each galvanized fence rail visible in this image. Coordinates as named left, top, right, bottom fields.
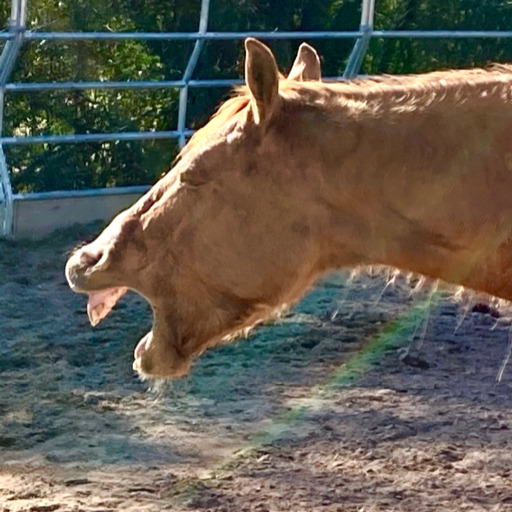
left=0, top=0, right=511, bottom=236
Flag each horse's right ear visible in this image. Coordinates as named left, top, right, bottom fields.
left=288, top=42, right=322, bottom=82
left=245, top=38, right=279, bottom=124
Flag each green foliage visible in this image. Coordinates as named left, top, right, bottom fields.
left=366, top=0, right=512, bottom=74
left=2, top=0, right=512, bottom=192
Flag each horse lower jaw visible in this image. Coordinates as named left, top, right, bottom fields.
left=132, top=330, right=192, bottom=379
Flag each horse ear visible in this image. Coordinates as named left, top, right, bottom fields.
left=288, top=43, right=322, bottom=82
left=244, top=38, right=279, bottom=124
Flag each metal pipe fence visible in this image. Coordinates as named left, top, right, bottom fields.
left=0, top=0, right=511, bottom=236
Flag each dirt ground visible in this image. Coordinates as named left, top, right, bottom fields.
left=1, top=222, right=512, bottom=512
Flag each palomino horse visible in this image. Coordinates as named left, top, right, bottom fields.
left=66, top=39, right=512, bottom=378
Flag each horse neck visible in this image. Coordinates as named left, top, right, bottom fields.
left=297, top=88, right=512, bottom=300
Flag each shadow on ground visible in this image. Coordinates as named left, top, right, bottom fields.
left=2, top=223, right=512, bottom=511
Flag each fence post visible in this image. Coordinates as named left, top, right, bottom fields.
left=343, top=0, right=375, bottom=78
left=0, top=0, right=27, bottom=237
left=177, top=0, right=211, bottom=148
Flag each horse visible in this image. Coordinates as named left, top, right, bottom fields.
left=66, top=38, right=512, bottom=378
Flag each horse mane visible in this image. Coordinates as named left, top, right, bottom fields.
left=180, top=63, right=512, bottom=159
left=179, top=92, right=251, bottom=160
left=283, top=64, right=512, bottom=115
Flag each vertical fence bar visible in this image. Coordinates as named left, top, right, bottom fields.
left=0, top=146, right=13, bottom=236
left=177, top=0, right=211, bottom=147
left=0, top=0, right=27, bottom=236
left=343, top=0, right=375, bottom=78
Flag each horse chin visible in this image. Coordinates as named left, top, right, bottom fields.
left=132, top=330, right=192, bottom=379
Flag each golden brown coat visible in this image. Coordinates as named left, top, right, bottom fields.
left=66, top=39, right=512, bottom=378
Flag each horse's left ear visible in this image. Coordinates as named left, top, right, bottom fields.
left=288, top=42, right=322, bottom=81
left=245, top=38, right=279, bottom=124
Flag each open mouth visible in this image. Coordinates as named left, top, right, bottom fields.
left=86, top=286, right=150, bottom=372
left=85, top=286, right=153, bottom=374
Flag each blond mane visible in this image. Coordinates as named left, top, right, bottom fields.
left=181, top=64, right=512, bottom=160
left=179, top=92, right=251, bottom=160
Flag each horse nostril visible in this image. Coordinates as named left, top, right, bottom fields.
left=80, top=248, right=103, bottom=267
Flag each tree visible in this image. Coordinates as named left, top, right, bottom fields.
left=2, top=0, right=512, bottom=192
